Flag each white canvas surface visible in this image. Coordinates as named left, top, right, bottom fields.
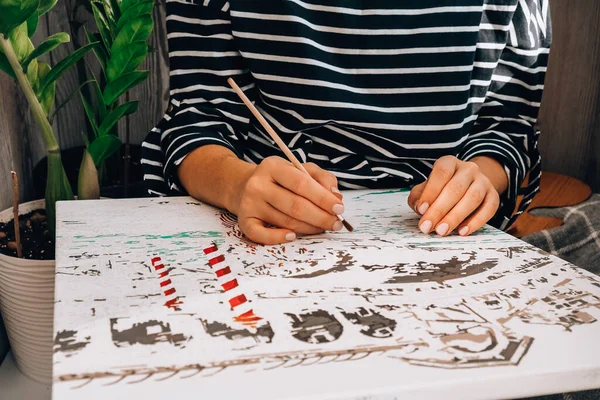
left=53, top=190, right=600, bottom=400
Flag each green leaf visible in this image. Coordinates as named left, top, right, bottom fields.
left=26, top=57, right=39, bottom=90
left=108, top=0, right=121, bottom=20
left=91, top=1, right=113, bottom=51
left=91, top=79, right=107, bottom=120
left=38, top=41, right=99, bottom=97
left=88, top=133, right=122, bottom=166
left=119, top=0, right=139, bottom=15
left=37, top=0, right=58, bottom=16
left=103, top=70, right=148, bottom=105
left=111, top=15, right=153, bottom=54
left=106, top=42, right=147, bottom=82
left=98, top=101, right=137, bottom=136
left=22, top=32, right=70, bottom=70
left=117, top=1, right=153, bottom=32
left=101, top=0, right=118, bottom=32
left=0, top=0, right=39, bottom=36
left=8, top=22, right=33, bottom=64
left=80, top=91, right=99, bottom=137
left=85, top=28, right=107, bottom=73
left=49, top=79, right=95, bottom=123
left=36, top=61, right=55, bottom=116
left=0, top=52, right=15, bottom=78
left=27, top=11, right=38, bottom=37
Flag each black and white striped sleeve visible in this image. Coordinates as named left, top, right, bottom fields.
left=154, top=0, right=255, bottom=193
left=459, top=0, right=551, bottom=230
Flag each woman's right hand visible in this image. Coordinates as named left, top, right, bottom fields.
left=228, top=156, right=345, bottom=245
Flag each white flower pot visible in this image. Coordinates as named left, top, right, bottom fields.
left=0, top=199, right=54, bottom=385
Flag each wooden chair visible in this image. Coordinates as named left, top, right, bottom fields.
left=508, top=172, right=592, bottom=238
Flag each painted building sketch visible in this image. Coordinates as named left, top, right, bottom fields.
left=52, top=190, right=600, bottom=400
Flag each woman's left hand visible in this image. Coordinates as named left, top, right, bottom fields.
left=407, top=156, right=507, bottom=237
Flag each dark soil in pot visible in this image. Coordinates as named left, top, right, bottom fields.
left=0, top=210, right=54, bottom=260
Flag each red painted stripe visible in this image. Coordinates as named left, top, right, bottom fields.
left=203, top=243, right=218, bottom=254
left=236, top=315, right=263, bottom=323
left=234, top=309, right=262, bottom=322
left=236, top=310, right=256, bottom=319
left=158, top=271, right=169, bottom=278
left=165, top=297, right=182, bottom=310
left=164, top=288, right=176, bottom=296
left=229, top=294, right=247, bottom=309
left=160, top=279, right=172, bottom=287
left=215, top=266, right=231, bottom=277
left=151, top=257, right=161, bottom=265
left=208, top=254, right=225, bottom=266
left=221, top=279, right=238, bottom=291
left=154, top=263, right=164, bottom=271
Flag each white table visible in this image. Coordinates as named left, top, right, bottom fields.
left=0, top=351, right=50, bottom=399
left=51, top=191, right=600, bottom=400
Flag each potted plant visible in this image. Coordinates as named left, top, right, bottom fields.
left=78, top=0, right=155, bottom=199
left=32, top=0, right=155, bottom=200
left=0, top=0, right=154, bottom=384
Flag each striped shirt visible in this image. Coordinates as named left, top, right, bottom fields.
left=141, top=0, right=551, bottom=230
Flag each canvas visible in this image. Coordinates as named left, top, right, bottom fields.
left=53, top=190, right=600, bottom=400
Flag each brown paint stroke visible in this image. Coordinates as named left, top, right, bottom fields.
left=340, top=307, right=396, bottom=338
left=201, top=320, right=274, bottom=343
left=110, top=318, right=190, bottom=348
left=363, top=253, right=498, bottom=284
left=288, top=251, right=356, bottom=279
left=285, top=310, right=344, bottom=344
left=54, top=330, right=91, bottom=354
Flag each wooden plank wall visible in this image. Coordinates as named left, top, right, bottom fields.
left=539, top=0, right=600, bottom=191
left=0, top=0, right=598, bottom=360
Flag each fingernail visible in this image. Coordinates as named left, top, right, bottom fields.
left=332, top=221, right=343, bottom=231
left=418, top=202, right=429, bottom=215
left=331, top=186, right=341, bottom=195
left=332, top=204, right=345, bottom=215
left=420, top=220, right=432, bottom=234
left=436, top=223, right=449, bottom=236
left=459, top=226, right=470, bottom=236
left=285, top=232, right=296, bottom=242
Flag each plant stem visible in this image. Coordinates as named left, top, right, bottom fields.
left=11, top=172, right=22, bottom=258
left=0, top=34, right=60, bottom=153
left=0, top=33, right=74, bottom=234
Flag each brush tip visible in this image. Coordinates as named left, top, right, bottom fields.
left=342, top=219, right=354, bottom=232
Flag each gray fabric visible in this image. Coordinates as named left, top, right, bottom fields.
left=521, top=389, right=600, bottom=400
left=517, top=194, right=600, bottom=400
left=522, top=194, right=600, bottom=275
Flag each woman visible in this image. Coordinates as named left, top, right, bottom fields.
left=142, top=0, right=550, bottom=245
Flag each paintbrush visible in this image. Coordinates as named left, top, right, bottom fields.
left=227, top=77, right=354, bottom=232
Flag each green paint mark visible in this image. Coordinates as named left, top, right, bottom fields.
left=74, top=234, right=126, bottom=239
left=353, top=188, right=409, bottom=200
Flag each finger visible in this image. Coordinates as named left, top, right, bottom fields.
left=457, top=189, right=500, bottom=236
left=419, top=168, right=476, bottom=234
left=272, top=165, right=345, bottom=218
left=239, top=217, right=297, bottom=245
left=432, top=180, right=488, bottom=236
left=259, top=203, right=325, bottom=235
left=416, top=156, right=458, bottom=216
left=266, top=184, right=342, bottom=232
left=304, top=163, right=343, bottom=200
left=408, top=182, right=426, bottom=213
